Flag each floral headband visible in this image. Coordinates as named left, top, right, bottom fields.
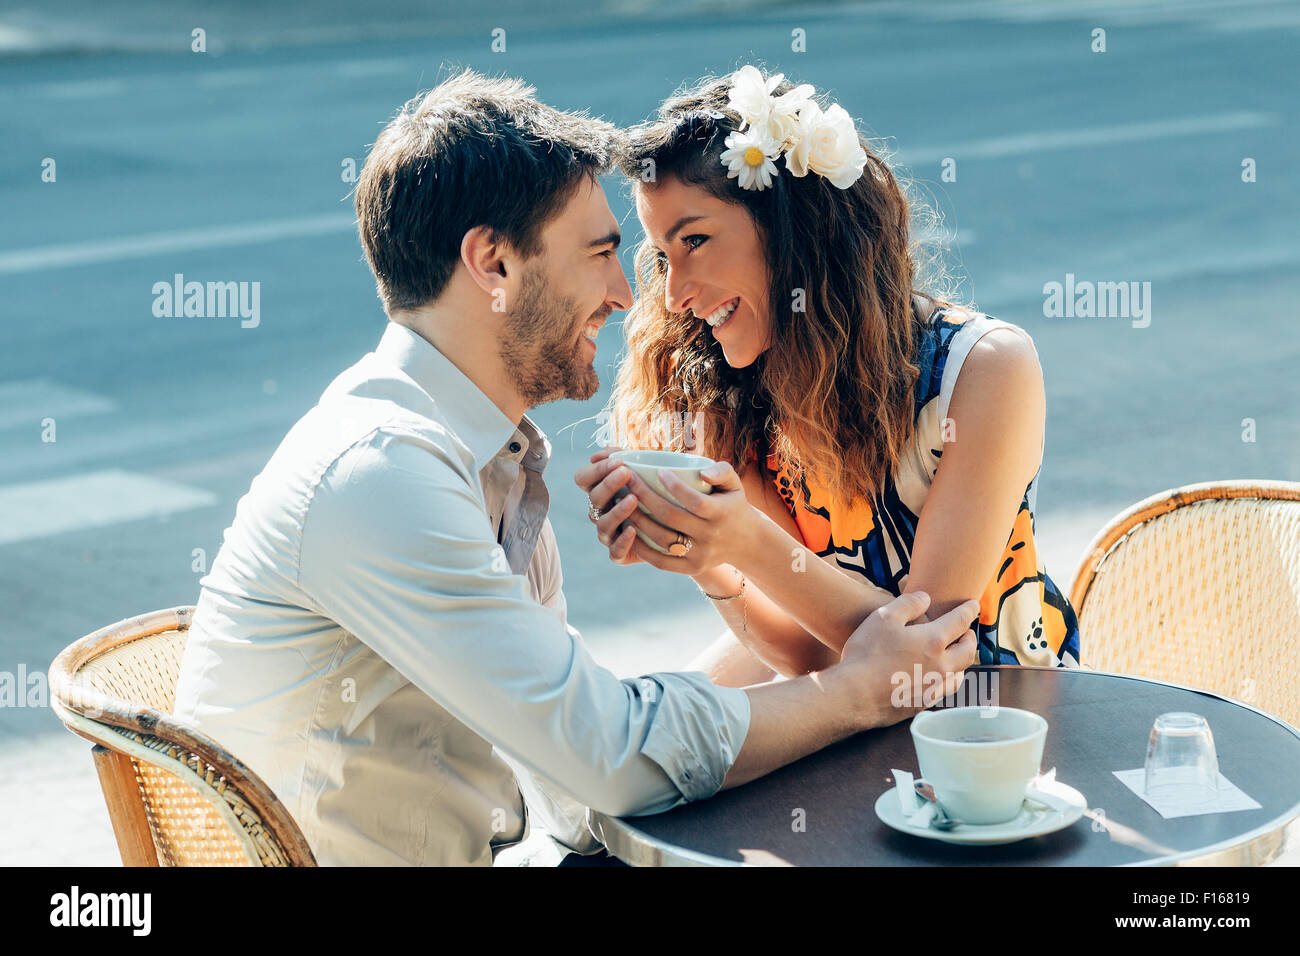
left=718, top=65, right=868, bottom=192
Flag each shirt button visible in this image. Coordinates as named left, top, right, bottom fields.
left=509, top=441, right=522, bottom=453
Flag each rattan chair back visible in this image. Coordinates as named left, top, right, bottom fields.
left=49, top=606, right=316, bottom=866
left=1070, top=480, right=1300, bottom=728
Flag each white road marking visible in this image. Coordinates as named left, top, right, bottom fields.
left=0, top=24, right=43, bottom=55
left=859, top=0, right=1295, bottom=27
left=898, top=112, right=1277, bottom=166
left=0, top=469, right=217, bottom=546
left=0, top=380, right=114, bottom=431
left=0, top=213, right=355, bottom=274
left=972, top=232, right=1300, bottom=311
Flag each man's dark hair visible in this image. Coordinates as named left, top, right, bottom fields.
left=355, top=69, right=618, bottom=312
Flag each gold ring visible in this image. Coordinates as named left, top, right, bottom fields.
left=668, top=533, right=693, bottom=557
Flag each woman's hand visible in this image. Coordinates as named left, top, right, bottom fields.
left=620, top=458, right=756, bottom=576
left=574, top=447, right=643, bottom=565
left=575, top=448, right=758, bottom=573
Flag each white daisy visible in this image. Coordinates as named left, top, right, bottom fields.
left=720, top=129, right=780, bottom=190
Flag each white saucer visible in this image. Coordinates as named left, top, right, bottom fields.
left=874, top=780, right=1088, bottom=845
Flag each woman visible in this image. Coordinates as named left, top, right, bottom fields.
left=577, top=66, right=1080, bottom=687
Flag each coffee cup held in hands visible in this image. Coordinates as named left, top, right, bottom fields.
left=910, top=706, right=1048, bottom=825
left=608, top=450, right=718, bottom=554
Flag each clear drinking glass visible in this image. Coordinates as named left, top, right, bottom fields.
left=1144, top=712, right=1220, bottom=804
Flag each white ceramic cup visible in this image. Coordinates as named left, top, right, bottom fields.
left=607, top=449, right=717, bottom=554
left=909, top=706, right=1048, bottom=825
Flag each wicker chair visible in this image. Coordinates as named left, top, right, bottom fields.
left=49, top=606, right=316, bottom=866
left=1069, top=480, right=1300, bottom=728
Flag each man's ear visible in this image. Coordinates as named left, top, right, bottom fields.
left=459, top=225, right=513, bottom=302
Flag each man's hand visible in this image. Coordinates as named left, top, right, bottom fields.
left=831, top=591, right=980, bottom=730
left=574, top=446, right=642, bottom=565
left=720, top=590, right=982, bottom=792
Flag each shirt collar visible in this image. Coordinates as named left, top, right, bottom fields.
left=374, top=321, right=549, bottom=475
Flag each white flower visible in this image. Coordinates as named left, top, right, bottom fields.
left=726, top=65, right=783, bottom=128
left=720, top=128, right=780, bottom=191
left=785, top=102, right=867, bottom=189
left=755, top=82, right=816, bottom=149
left=784, top=101, right=821, bottom=178
left=718, top=64, right=868, bottom=192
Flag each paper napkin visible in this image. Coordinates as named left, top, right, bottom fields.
left=1113, top=769, right=1262, bottom=819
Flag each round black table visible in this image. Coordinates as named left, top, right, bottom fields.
left=590, top=667, right=1300, bottom=866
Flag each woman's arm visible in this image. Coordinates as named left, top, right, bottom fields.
left=707, top=509, right=898, bottom=658
left=576, top=445, right=884, bottom=675
left=686, top=462, right=891, bottom=675
left=902, top=328, right=1046, bottom=623
left=622, top=458, right=901, bottom=671
left=689, top=563, right=845, bottom=677
left=615, top=328, right=1046, bottom=656
left=729, top=329, right=1046, bottom=644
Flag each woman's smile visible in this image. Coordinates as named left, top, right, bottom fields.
left=701, top=296, right=741, bottom=331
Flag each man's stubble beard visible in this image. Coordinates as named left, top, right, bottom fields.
left=500, top=264, right=602, bottom=407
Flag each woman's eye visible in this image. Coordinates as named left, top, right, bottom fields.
left=684, top=235, right=709, bottom=252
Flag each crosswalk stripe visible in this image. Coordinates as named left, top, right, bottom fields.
left=0, top=470, right=217, bottom=546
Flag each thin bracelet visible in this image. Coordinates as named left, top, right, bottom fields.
left=699, top=571, right=745, bottom=601
left=699, top=572, right=748, bottom=636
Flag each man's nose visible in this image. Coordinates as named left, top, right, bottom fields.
left=609, top=264, right=633, bottom=312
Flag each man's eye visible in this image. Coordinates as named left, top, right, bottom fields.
left=598, top=249, right=615, bottom=258
left=684, top=235, right=709, bottom=252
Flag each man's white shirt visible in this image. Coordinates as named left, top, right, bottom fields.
left=173, top=320, right=750, bottom=866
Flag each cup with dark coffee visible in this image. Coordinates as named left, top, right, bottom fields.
left=909, top=706, right=1048, bottom=824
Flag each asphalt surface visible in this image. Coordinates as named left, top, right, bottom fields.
left=0, top=0, right=1297, bottom=864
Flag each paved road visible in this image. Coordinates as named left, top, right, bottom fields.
left=1, top=0, right=1297, bottom=865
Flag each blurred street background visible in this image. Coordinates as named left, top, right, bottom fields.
left=1, top=0, right=1297, bottom=864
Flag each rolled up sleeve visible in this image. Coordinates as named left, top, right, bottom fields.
left=296, top=427, right=751, bottom=817
left=630, top=671, right=750, bottom=810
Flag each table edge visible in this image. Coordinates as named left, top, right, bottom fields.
left=593, top=667, right=1300, bottom=867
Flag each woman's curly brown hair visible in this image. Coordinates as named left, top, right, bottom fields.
left=601, top=69, right=968, bottom=507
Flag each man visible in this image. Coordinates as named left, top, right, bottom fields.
left=173, top=70, right=978, bottom=866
